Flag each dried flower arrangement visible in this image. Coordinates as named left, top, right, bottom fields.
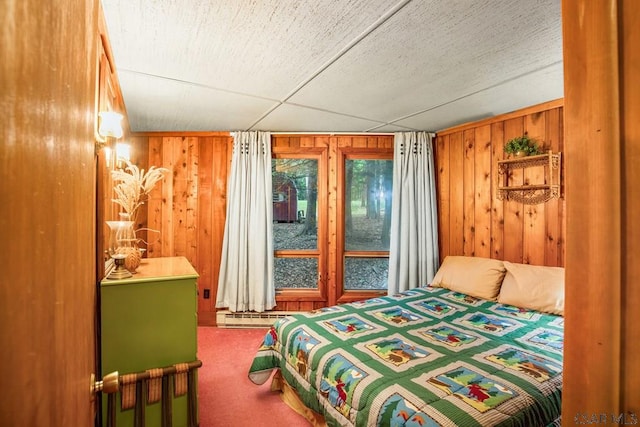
left=111, top=160, right=169, bottom=225
left=108, top=160, right=169, bottom=273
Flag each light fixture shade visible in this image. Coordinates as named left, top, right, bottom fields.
left=116, top=142, right=131, bottom=163
left=98, top=111, right=124, bottom=138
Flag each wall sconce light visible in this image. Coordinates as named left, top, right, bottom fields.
left=99, top=111, right=124, bottom=139
left=96, top=111, right=124, bottom=155
left=115, top=142, right=131, bottom=169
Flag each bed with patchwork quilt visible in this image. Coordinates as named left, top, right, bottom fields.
left=248, top=284, right=563, bottom=426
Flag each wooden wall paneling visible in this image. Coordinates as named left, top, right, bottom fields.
left=141, top=133, right=231, bottom=325
left=337, top=136, right=351, bottom=148
left=301, top=136, right=315, bottom=148
left=272, top=136, right=286, bottom=149
left=544, top=108, right=564, bottom=266
left=289, top=136, right=301, bottom=148
left=196, top=138, right=213, bottom=316
left=209, top=136, right=231, bottom=318
left=327, top=136, right=339, bottom=306
left=146, top=136, right=164, bottom=257
left=298, top=301, right=315, bottom=311
left=170, top=137, right=188, bottom=257
left=448, top=132, right=464, bottom=255
left=318, top=143, right=330, bottom=304
left=129, top=136, right=150, bottom=248
left=436, top=134, right=450, bottom=260
left=315, top=136, right=330, bottom=149
left=95, top=28, right=126, bottom=277
left=185, top=137, right=199, bottom=266
left=474, top=125, right=492, bottom=258
left=352, top=136, right=367, bottom=148
left=490, top=122, right=505, bottom=260
left=463, top=129, right=476, bottom=256
left=129, top=136, right=149, bottom=167
left=96, top=45, right=112, bottom=278
left=522, top=112, right=547, bottom=265
left=96, top=146, right=111, bottom=273
left=501, top=117, right=525, bottom=263
left=161, top=138, right=176, bottom=256
left=437, top=104, right=565, bottom=268
left=317, top=135, right=332, bottom=305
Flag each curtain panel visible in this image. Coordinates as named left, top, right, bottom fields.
left=216, top=131, right=276, bottom=312
left=387, top=131, right=439, bottom=294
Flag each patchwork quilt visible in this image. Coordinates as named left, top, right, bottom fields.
left=248, top=286, right=563, bottom=427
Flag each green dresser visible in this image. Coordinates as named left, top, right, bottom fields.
left=100, top=256, right=199, bottom=427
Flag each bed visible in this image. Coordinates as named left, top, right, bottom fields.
left=248, top=256, right=564, bottom=427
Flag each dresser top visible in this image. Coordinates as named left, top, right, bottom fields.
left=101, top=256, right=199, bottom=286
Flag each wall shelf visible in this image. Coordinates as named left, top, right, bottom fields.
left=497, top=151, right=561, bottom=204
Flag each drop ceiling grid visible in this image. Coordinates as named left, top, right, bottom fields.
left=393, top=63, right=565, bottom=131
left=285, top=0, right=563, bottom=124
left=101, top=0, right=563, bottom=133
left=118, top=71, right=280, bottom=131
left=102, top=0, right=403, bottom=99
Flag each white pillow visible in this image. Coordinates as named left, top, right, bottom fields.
left=498, top=261, right=565, bottom=315
left=431, top=256, right=506, bottom=301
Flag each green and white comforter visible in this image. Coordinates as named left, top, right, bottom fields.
left=248, top=286, right=563, bottom=427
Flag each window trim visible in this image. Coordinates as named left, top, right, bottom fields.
left=336, top=147, right=394, bottom=304
left=272, top=148, right=328, bottom=303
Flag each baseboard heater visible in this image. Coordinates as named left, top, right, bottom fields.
left=216, top=310, right=296, bottom=328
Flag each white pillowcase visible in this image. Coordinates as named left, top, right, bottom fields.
left=498, top=261, right=565, bottom=315
left=430, top=256, right=506, bottom=301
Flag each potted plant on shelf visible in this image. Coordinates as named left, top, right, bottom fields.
left=504, top=134, right=542, bottom=158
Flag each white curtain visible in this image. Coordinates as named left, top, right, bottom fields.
left=387, top=131, right=439, bottom=294
left=216, top=131, right=275, bottom=312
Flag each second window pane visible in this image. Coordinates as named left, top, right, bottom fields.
left=274, top=257, right=318, bottom=289
left=344, top=159, right=393, bottom=251
left=344, top=257, right=388, bottom=290
left=273, top=158, right=318, bottom=250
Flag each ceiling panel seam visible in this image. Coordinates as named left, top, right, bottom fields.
left=387, top=60, right=564, bottom=125
left=364, top=123, right=421, bottom=133
left=253, top=101, right=391, bottom=127
left=118, top=68, right=281, bottom=103
left=247, top=0, right=415, bottom=130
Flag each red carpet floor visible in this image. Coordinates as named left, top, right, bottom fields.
left=197, top=326, right=311, bottom=427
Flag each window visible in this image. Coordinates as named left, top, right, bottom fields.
left=272, top=153, right=325, bottom=294
left=271, top=135, right=393, bottom=308
left=340, top=156, right=393, bottom=298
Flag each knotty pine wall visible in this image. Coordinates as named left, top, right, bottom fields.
left=131, top=133, right=232, bottom=325
left=134, top=133, right=393, bottom=324
left=130, top=103, right=563, bottom=325
left=435, top=99, right=565, bottom=267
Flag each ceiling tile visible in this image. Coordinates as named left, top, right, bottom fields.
left=118, top=71, right=279, bottom=131
left=393, top=62, right=564, bottom=131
